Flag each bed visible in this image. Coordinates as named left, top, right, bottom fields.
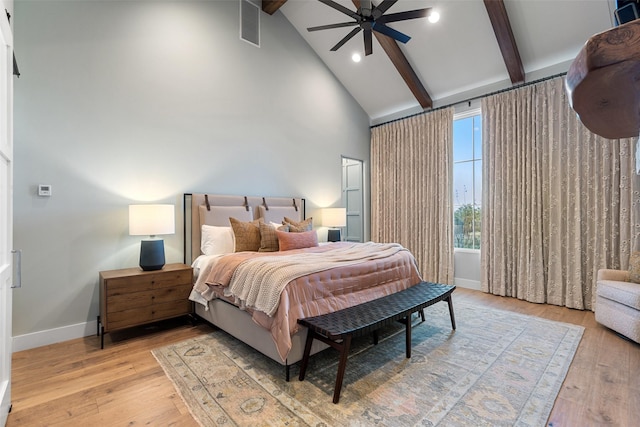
left=184, top=193, right=422, bottom=378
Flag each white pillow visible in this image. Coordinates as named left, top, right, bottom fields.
left=201, top=225, right=234, bottom=255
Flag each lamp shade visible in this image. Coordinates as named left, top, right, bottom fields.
left=323, top=207, right=346, bottom=243
left=129, top=204, right=175, bottom=236
left=322, top=208, right=347, bottom=227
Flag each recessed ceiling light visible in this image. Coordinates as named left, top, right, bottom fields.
left=352, top=53, right=362, bottom=63
left=428, top=11, right=440, bottom=23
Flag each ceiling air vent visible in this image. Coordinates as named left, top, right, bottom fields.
left=240, top=0, right=260, bottom=47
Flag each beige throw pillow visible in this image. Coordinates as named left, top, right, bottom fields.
left=259, top=222, right=289, bottom=252
left=229, top=217, right=263, bottom=252
left=283, top=216, right=313, bottom=232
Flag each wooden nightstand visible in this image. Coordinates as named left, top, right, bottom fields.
left=98, top=263, right=193, bottom=348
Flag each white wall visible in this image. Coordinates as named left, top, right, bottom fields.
left=454, top=250, right=481, bottom=290
left=12, top=0, right=371, bottom=350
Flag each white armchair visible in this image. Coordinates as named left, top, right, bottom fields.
left=596, top=269, right=640, bottom=343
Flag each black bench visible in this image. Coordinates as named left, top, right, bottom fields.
left=297, top=281, right=456, bottom=403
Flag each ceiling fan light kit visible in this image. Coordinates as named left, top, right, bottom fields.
left=308, top=0, right=437, bottom=56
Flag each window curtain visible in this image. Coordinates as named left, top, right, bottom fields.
left=371, top=108, right=454, bottom=284
left=481, top=76, right=640, bottom=310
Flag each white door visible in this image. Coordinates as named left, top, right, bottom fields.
left=342, top=157, right=364, bottom=242
left=0, top=3, right=13, bottom=424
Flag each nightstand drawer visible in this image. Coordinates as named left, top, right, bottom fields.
left=107, top=290, right=153, bottom=313
left=153, top=300, right=192, bottom=320
left=106, top=276, right=154, bottom=294
left=151, top=270, right=192, bottom=289
left=105, top=284, right=192, bottom=310
left=105, top=269, right=191, bottom=294
left=108, top=306, right=153, bottom=330
left=153, top=284, right=192, bottom=304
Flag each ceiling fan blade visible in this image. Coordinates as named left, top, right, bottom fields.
left=318, top=0, right=361, bottom=21
left=377, top=8, right=431, bottom=24
left=364, top=28, right=373, bottom=56
left=371, top=22, right=411, bottom=44
left=372, top=0, right=397, bottom=19
left=330, top=27, right=362, bottom=51
left=308, top=22, right=359, bottom=32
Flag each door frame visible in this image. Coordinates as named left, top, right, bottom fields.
left=341, top=156, right=366, bottom=243
left=0, top=1, right=14, bottom=424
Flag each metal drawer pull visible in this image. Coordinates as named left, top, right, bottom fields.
left=11, top=249, right=22, bottom=288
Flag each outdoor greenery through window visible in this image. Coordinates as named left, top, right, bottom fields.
left=453, top=111, right=482, bottom=249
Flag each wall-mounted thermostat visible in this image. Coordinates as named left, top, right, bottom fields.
left=38, top=184, right=52, bottom=197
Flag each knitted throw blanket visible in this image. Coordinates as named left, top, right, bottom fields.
left=224, top=242, right=407, bottom=316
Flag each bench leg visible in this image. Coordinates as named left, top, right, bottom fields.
left=333, top=334, right=352, bottom=404
left=446, top=296, right=457, bottom=330
left=299, top=329, right=315, bottom=381
left=405, top=315, right=412, bottom=358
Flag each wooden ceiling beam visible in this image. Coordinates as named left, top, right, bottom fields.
left=483, top=0, right=525, bottom=84
left=374, top=33, right=433, bottom=109
left=262, top=0, right=288, bottom=15
left=352, top=0, right=432, bottom=109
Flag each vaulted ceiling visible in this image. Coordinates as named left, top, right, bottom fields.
left=263, top=0, right=617, bottom=125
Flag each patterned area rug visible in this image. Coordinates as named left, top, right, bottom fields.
left=152, top=301, right=583, bottom=426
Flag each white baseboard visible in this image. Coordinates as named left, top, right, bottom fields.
left=12, top=319, right=98, bottom=353
left=12, top=279, right=481, bottom=352
left=454, top=277, right=481, bottom=291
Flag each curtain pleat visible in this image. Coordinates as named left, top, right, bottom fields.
left=371, top=109, right=454, bottom=284
left=481, top=77, right=640, bottom=310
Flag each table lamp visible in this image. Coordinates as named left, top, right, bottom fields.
left=322, top=208, right=347, bottom=242
left=129, top=204, right=175, bottom=271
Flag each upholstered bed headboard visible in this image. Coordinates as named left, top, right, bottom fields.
left=183, top=193, right=305, bottom=264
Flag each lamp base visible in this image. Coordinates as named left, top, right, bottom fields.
left=139, top=239, right=165, bottom=271
left=327, top=229, right=341, bottom=242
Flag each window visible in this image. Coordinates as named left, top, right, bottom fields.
left=453, top=111, right=482, bottom=250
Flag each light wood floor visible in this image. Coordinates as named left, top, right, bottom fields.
left=6, top=288, right=640, bottom=426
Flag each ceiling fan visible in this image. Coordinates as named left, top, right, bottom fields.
left=307, top=0, right=433, bottom=56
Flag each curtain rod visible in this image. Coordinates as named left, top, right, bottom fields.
left=370, top=72, right=568, bottom=129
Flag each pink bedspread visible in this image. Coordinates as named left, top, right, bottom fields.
left=197, top=242, right=422, bottom=361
